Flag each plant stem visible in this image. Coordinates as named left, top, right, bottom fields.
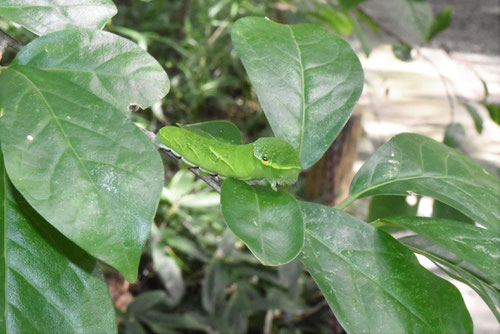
left=334, top=194, right=357, bottom=210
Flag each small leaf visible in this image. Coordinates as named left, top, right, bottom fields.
left=0, top=151, right=117, bottom=333
left=443, top=122, right=466, bottom=148
left=220, top=178, right=304, bottom=266
left=400, top=235, right=500, bottom=321
left=485, top=103, right=500, bottom=126
left=347, top=133, right=500, bottom=231
left=350, top=14, right=372, bottom=56
left=463, top=103, right=483, bottom=134
left=151, top=246, right=185, bottom=307
left=180, top=121, right=243, bottom=145
left=426, top=7, right=452, bottom=42
left=232, top=17, right=364, bottom=169
left=300, top=202, right=473, bottom=333
left=381, top=216, right=500, bottom=287
left=392, top=42, right=413, bottom=61
left=127, top=290, right=169, bottom=316
left=14, top=28, right=169, bottom=113
left=0, top=66, right=164, bottom=281
left=0, top=0, right=117, bottom=36
left=202, top=259, right=228, bottom=314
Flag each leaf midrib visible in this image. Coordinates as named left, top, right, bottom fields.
left=8, top=67, right=132, bottom=271
left=286, top=26, right=306, bottom=161
left=2, top=164, right=7, bottom=332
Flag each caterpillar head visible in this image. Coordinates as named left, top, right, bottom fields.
left=252, top=137, right=301, bottom=186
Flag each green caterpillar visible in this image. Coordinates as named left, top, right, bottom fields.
left=158, top=126, right=301, bottom=189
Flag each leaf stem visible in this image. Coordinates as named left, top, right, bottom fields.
left=334, top=194, right=357, bottom=210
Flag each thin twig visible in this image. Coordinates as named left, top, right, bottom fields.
left=0, top=30, right=23, bottom=62
left=140, top=127, right=222, bottom=193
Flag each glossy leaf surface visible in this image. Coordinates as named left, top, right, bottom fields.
left=220, top=178, right=304, bottom=266
left=0, top=151, right=117, bottom=333
left=180, top=121, right=243, bottom=145
left=299, top=202, right=472, bottom=333
left=0, top=66, right=164, bottom=281
left=400, top=235, right=500, bottom=321
left=14, top=28, right=169, bottom=113
left=382, top=216, right=500, bottom=287
left=0, top=0, right=117, bottom=36
left=348, top=133, right=500, bottom=231
left=232, top=17, right=364, bottom=169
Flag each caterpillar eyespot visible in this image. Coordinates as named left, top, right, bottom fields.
left=262, top=156, right=269, bottom=162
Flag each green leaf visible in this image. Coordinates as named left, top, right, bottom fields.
left=220, top=178, right=304, bottom=266
left=0, top=65, right=164, bottom=281
left=13, top=28, right=169, bottom=113
left=350, top=14, right=372, bottom=56
left=426, top=7, right=452, bottom=42
left=231, top=17, right=364, bottom=169
left=400, top=235, right=500, bottom=321
left=344, top=133, right=500, bottom=231
left=127, top=290, right=169, bottom=316
left=151, top=246, right=185, bottom=307
left=384, top=0, right=434, bottom=44
left=0, top=150, right=117, bottom=333
left=443, top=122, right=466, bottom=148
left=339, top=0, right=366, bottom=11
left=463, top=103, right=483, bottom=134
left=299, top=202, right=473, bottom=333
left=392, top=42, right=413, bottom=61
left=433, top=199, right=473, bottom=224
left=180, top=120, right=243, bottom=145
left=0, top=0, right=117, bottom=36
left=381, top=216, right=500, bottom=288
left=485, top=103, right=500, bottom=126
left=367, top=195, right=418, bottom=222
left=202, top=259, right=228, bottom=314
left=137, top=311, right=211, bottom=333
left=308, top=6, right=354, bottom=36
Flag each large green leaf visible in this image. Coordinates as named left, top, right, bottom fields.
left=400, top=235, right=500, bottom=321
left=220, top=178, right=304, bottom=266
left=0, top=150, right=117, bottom=333
left=231, top=17, right=363, bottom=169
left=13, top=28, right=169, bottom=113
left=380, top=216, right=500, bottom=288
left=299, top=202, right=472, bottom=333
left=0, top=65, right=164, bottom=281
left=344, top=133, right=500, bottom=231
left=0, top=0, right=117, bottom=36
